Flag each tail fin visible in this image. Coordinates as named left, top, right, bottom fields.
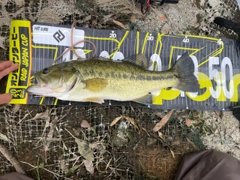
left=171, top=53, right=200, bottom=92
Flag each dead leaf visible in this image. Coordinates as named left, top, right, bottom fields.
left=0, top=133, right=10, bottom=142
left=158, top=16, right=167, bottom=22
left=153, top=110, right=174, bottom=132
left=92, top=19, right=97, bottom=25
left=185, top=118, right=191, bottom=127
left=110, top=116, right=122, bottom=126
left=75, top=138, right=94, bottom=161
left=110, top=116, right=140, bottom=133
left=112, top=19, right=126, bottom=29
left=83, top=160, right=94, bottom=174
left=158, top=131, right=165, bottom=141
left=81, top=120, right=91, bottom=128
left=170, top=149, right=175, bottom=159
left=122, top=116, right=140, bottom=133
left=65, top=128, right=94, bottom=161
left=130, top=14, right=136, bottom=22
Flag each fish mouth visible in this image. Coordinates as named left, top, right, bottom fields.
left=67, top=77, right=77, bottom=92
left=30, top=76, right=46, bottom=87
left=27, top=75, right=54, bottom=95
left=26, top=78, right=45, bottom=94
left=27, top=76, right=77, bottom=95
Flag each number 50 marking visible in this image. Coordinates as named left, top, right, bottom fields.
left=209, top=57, right=234, bottom=99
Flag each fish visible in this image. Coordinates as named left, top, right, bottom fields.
left=27, top=53, right=200, bottom=104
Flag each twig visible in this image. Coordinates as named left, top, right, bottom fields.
left=112, top=19, right=127, bottom=29
left=21, top=161, right=62, bottom=179
left=186, top=137, right=200, bottom=151
left=58, top=107, right=73, bottom=121
left=10, top=7, right=25, bottom=18
left=0, top=143, right=25, bottom=174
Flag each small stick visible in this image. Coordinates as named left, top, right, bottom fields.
left=0, top=143, right=25, bottom=174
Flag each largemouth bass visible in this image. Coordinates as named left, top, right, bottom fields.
left=27, top=53, right=199, bottom=104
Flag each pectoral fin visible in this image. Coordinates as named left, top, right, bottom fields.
left=132, top=94, right=152, bottom=105
left=83, top=78, right=108, bottom=92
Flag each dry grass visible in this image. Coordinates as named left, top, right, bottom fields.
left=96, top=0, right=141, bottom=15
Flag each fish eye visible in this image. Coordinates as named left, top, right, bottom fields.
left=42, top=68, right=49, bottom=74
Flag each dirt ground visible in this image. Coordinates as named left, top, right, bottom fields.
left=0, top=0, right=240, bottom=179
left=0, top=105, right=206, bottom=179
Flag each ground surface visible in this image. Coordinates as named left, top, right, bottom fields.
left=0, top=0, right=240, bottom=179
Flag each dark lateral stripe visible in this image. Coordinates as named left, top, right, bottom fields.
left=111, top=72, right=115, bottom=78
left=103, top=73, right=129, bottom=79
left=101, top=73, right=174, bottom=81
left=123, top=74, right=128, bottom=79
left=98, top=72, right=103, bottom=77
left=130, top=75, right=135, bottom=80
left=151, top=74, right=174, bottom=80
left=147, top=76, right=151, bottom=80
left=117, top=73, right=122, bottom=78
left=136, top=75, right=146, bottom=80
left=90, top=70, right=96, bottom=76
left=105, top=72, right=110, bottom=78
left=84, top=70, right=175, bottom=81
left=135, top=74, right=174, bottom=81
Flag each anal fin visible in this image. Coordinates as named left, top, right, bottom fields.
left=85, top=97, right=105, bottom=104
left=132, top=94, right=152, bottom=105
